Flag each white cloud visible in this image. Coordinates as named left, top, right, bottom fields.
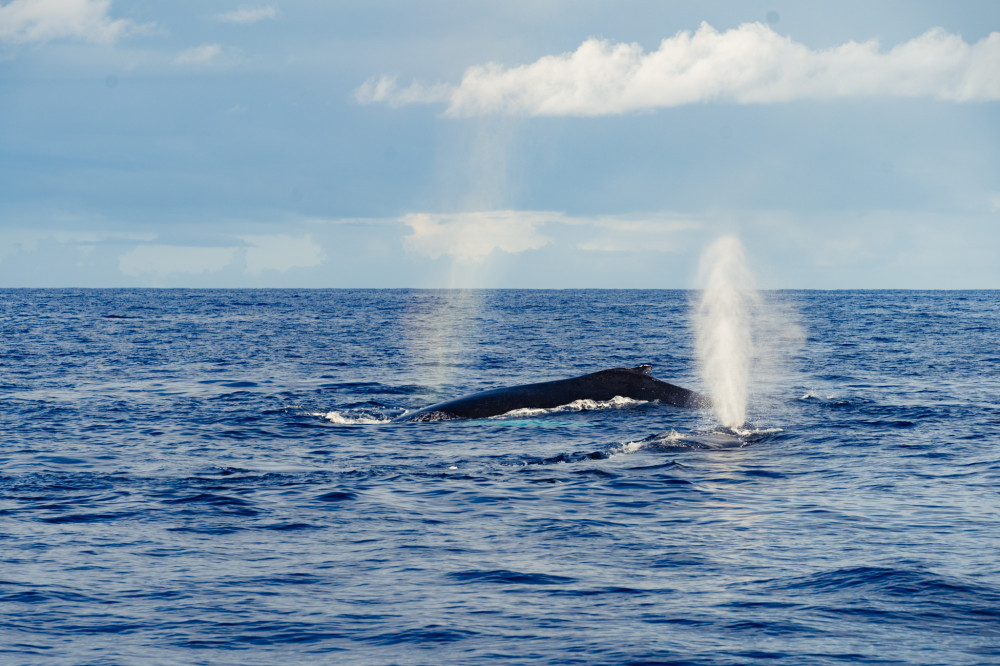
left=242, top=234, right=324, bottom=274
left=0, top=0, right=136, bottom=45
left=359, top=22, right=1000, bottom=116
left=175, top=43, right=222, bottom=65
left=398, top=211, right=703, bottom=260
left=402, top=211, right=554, bottom=262
left=354, top=75, right=453, bottom=107
left=215, top=6, right=277, bottom=24
left=118, top=245, right=236, bottom=277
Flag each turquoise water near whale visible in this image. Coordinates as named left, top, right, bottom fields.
left=2, top=289, right=999, bottom=664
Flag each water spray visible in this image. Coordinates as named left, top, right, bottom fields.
left=694, top=236, right=759, bottom=429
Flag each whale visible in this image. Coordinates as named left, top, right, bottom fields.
left=396, top=364, right=708, bottom=421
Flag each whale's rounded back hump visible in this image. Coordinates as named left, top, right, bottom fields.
left=396, top=364, right=708, bottom=421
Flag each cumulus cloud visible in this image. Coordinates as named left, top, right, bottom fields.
left=358, top=22, right=1000, bottom=116
left=175, top=43, right=222, bottom=65
left=118, top=245, right=236, bottom=277
left=402, top=211, right=555, bottom=261
left=0, top=0, right=136, bottom=45
left=215, top=6, right=277, bottom=24
left=242, top=234, right=324, bottom=274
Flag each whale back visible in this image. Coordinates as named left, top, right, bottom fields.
left=398, top=364, right=707, bottom=421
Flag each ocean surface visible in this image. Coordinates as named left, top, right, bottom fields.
left=2, top=288, right=999, bottom=665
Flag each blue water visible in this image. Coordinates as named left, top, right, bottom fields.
left=2, top=289, right=999, bottom=664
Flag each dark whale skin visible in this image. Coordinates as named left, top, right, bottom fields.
left=396, top=364, right=708, bottom=421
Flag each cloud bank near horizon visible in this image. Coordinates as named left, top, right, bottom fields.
left=1, top=207, right=997, bottom=287
left=402, top=211, right=555, bottom=262
left=356, top=22, right=1000, bottom=116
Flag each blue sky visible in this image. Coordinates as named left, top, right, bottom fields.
left=1, top=0, right=998, bottom=288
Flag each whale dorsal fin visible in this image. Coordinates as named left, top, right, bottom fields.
left=634, top=364, right=653, bottom=375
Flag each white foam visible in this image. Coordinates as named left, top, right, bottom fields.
left=730, top=425, right=783, bottom=438
left=800, top=391, right=835, bottom=401
left=494, top=395, right=647, bottom=418
left=613, top=429, right=684, bottom=456
left=312, top=411, right=391, bottom=425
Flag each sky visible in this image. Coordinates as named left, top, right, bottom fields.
left=1, top=0, right=998, bottom=288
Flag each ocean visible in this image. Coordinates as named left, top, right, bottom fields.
left=2, top=288, right=999, bottom=664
